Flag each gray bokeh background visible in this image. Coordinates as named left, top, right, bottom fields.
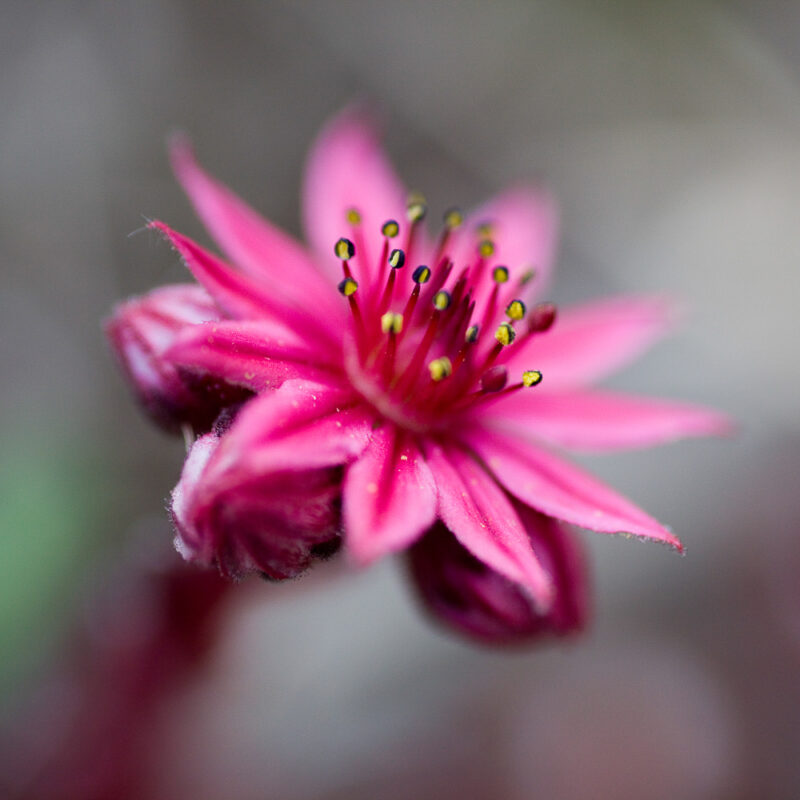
left=1, top=2, right=799, bottom=798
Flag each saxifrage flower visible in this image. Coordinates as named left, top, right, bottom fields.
left=106, top=108, right=728, bottom=643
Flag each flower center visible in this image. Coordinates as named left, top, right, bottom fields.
left=335, top=199, right=553, bottom=432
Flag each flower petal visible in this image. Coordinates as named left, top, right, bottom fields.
left=104, top=284, right=251, bottom=433
left=172, top=432, right=220, bottom=560
left=302, top=106, right=409, bottom=288
left=502, top=295, right=676, bottom=390
left=202, top=379, right=370, bottom=490
left=343, top=426, right=436, bottom=566
left=447, top=185, right=559, bottom=313
left=150, top=221, right=337, bottom=343
left=172, top=431, right=343, bottom=580
left=483, top=389, right=732, bottom=452
left=464, top=426, right=682, bottom=550
left=165, top=319, right=343, bottom=393
left=424, top=442, right=553, bottom=611
left=407, top=509, right=587, bottom=643
left=170, top=135, right=344, bottom=323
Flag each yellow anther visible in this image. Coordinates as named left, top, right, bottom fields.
left=428, top=356, right=453, bottom=382
left=388, top=248, right=406, bottom=269
left=476, top=221, right=493, bottom=238
left=382, top=219, right=400, bottom=238
left=412, top=265, right=431, bottom=284
left=465, top=324, right=479, bottom=343
left=337, top=277, right=358, bottom=297
left=406, top=193, right=428, bottom=222
left=494, top=321, right=516, bottom=346
left=478, top=239, right=495, bottom=258
left=381, top=311, right=404, bottom=335
left=505, top=299, right=526, bottom=321
left=443, top=207, right=464, bottom=230
left=522, top=370, right=543, bottom=387
left=492, top=265, right=510, bottom=284
left=334, top=238, right=355, bottom=260
left=520, top=268, right=536, bottom=285
left=433, top=290, right=452, bottom=311
left=346, top=208, right=362, bottom=225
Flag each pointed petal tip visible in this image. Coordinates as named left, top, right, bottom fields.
left=149, top=219, right=195, bottom=260
left=525, top=576, right=556, bottom=614
left=671, top=407, right=736, bottom=443
left=148, top=218, right=170, bottom=236
left=167, top=129, right=196, bottom=175
left=148, top=220, right=197, bottom=257
left=618, top=526, right=684, bottom=554
left=705, top=411, right=737, bottom=439
left=506, top=181, right=560, bottom=219
left=321, top=100, right=383, bottom=139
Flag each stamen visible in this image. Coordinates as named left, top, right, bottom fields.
left=381, top=311, right=403, bottom=335
left=402, top=282, right=421, bottom=324
left=376, top=222, right=400, bottom=291
left=421, top=259, right=453, bottom=309
left=522, top=370, right=543, bottom=387
left=381, top=219, right=400, bottom=238
left=527, top=302, right=557, bottom=333
left=480, top=275, right=504, bottom=333
left=505, top=299, right=526, bottom=321
left=494, top=321, right=516, bottom=346
left=338, top=277, right=358, bottom=297
left=433, top=290, right=451, bottom=311
left=334, top=237, right=355, bottom=261
left=458, top=370, right=543, bottom=412
left=477, top=239, right=495, bottom=259
left=445, top=300, right=476, bottom=372
left=519, top=268, right=536, bottom=286
left=405, top=193, right=427, bottom=266
left=412, top=265, right=432, bottom=284
left=428, top=356, right=453, bottom=382
left=378, top=313, right=402, bottom=381
left=388, top=248, right=406, bottom=269
left=492, top=265, right=510, bottom=284
left=394, top=310, right=441, bottom=392
left=335, top=237, right=356, bottom=279
left=476, top=221, right=494, bottom=238
left=346, top=208, right=362, bottom=225
left=432, top=207, right=464, bottom=265
left=471, top=238, right=495, bottom=287
left=378, top=249, right=407, bottom=313
left=406, top=194, right=428, bottom=223
left=480, top=365, right=508, bottom=393
left=442, top=294, right=473, bottom=353
left=443, top=207, right=464, bottom=230
left=449, top=270, right=469, bottom=308
left=337, top=276, right=365, bottom=345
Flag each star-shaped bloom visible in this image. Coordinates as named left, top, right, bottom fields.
left=106, top=108, right=729, bottom=643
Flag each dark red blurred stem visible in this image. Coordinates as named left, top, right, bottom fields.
left=0, top=546, right=233, bottom=800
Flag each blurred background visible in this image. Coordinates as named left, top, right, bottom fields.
left=1, top=1, right=799, bottom=798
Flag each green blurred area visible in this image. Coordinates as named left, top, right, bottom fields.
left=0, top=435, right=102, bottom=696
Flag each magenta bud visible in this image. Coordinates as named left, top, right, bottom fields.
left=480, top=365, right=508, bottom=393
left=407, top=506, right=588, bottom=644
left=528, top=302, right=557, bottom=333
left=171, top=433, right=342, bottom=581
left=105, top=285, right=250, bottom=434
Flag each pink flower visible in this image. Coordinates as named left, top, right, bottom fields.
left=105, top=285, right=251, bottom=433
left=408, top=507, right=587, bottom=644
left=107, top=107, right=729, bottom=642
